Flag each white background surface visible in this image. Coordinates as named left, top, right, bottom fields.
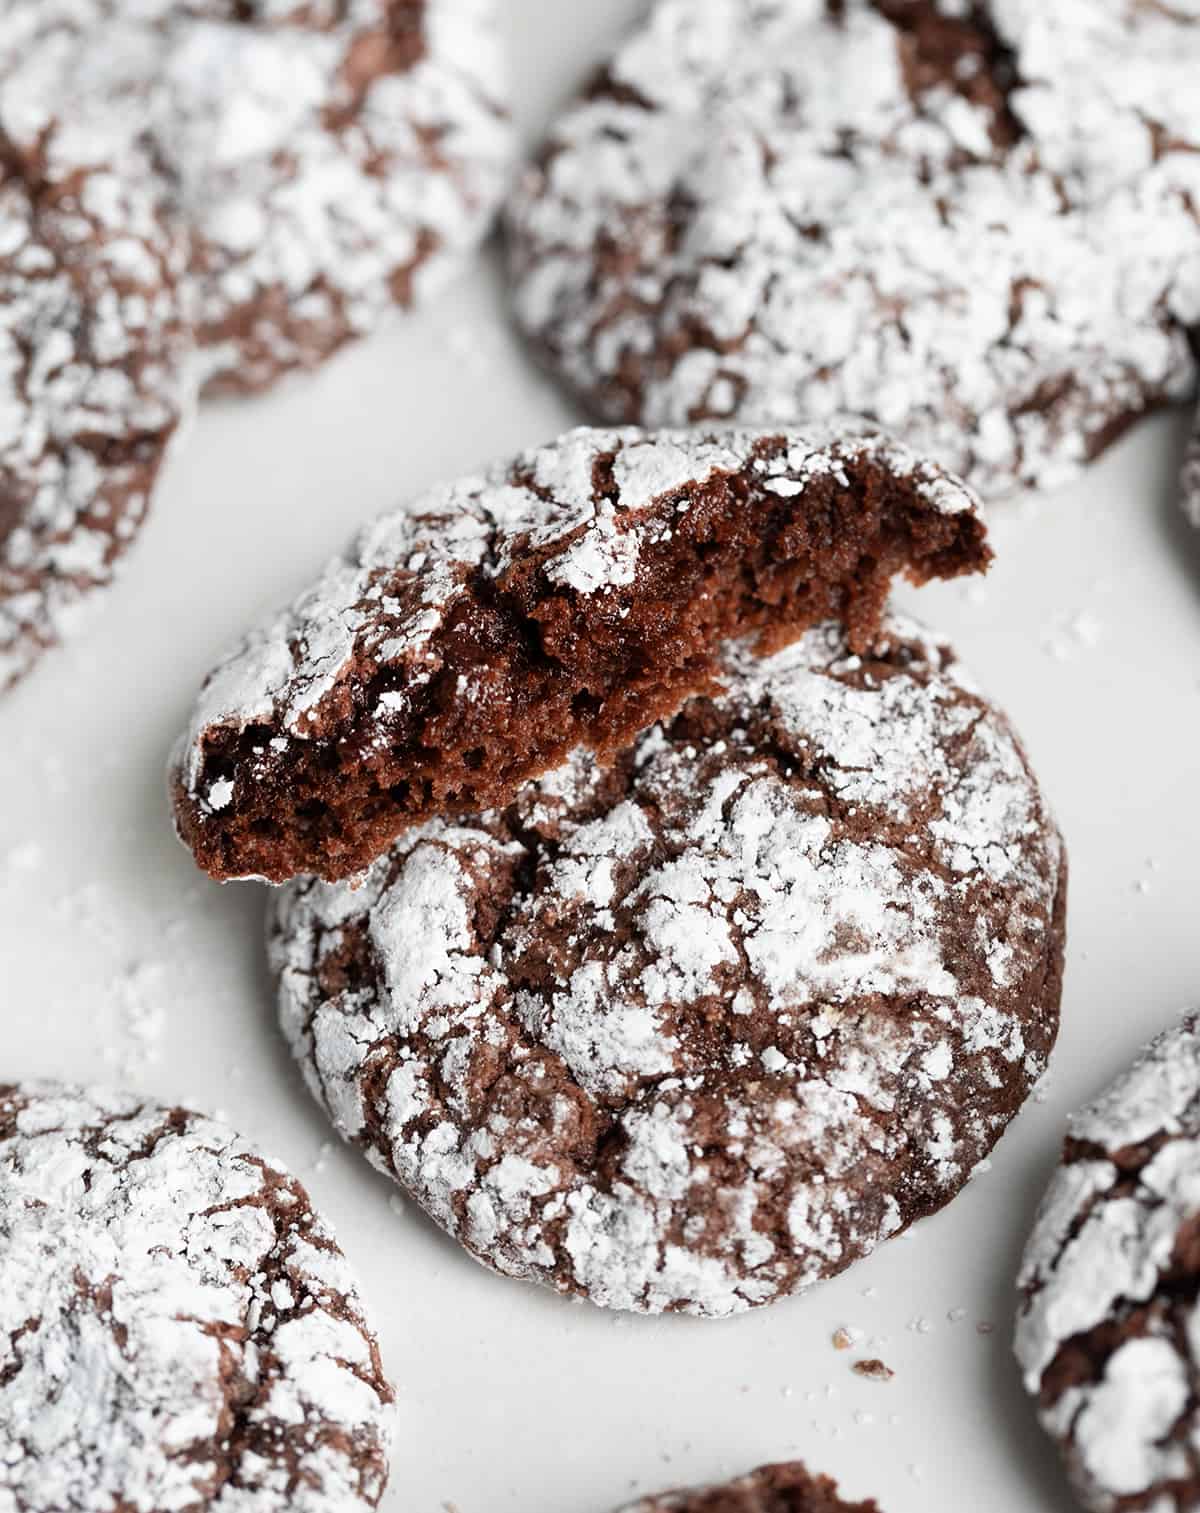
left=4, top=5, right=1200, bottom=1510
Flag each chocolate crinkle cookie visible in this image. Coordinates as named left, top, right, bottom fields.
left=172, top=425, right=989, bottom=884
left=0, top=117, right=190, bottom=693
left=270, top=613, right=1066, bottom=1317
left=507, top=0, right=1200, bottom=499
left=616, top=1461, right=880, bottom=1513
left=1, top=0, right=512, bottom=395
left=0, top=1082, right=393, bottom=1513
left=1016, top=1012, right=1200, bottom=1513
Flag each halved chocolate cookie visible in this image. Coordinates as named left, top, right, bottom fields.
left=172, top=425, right=989, bottom=883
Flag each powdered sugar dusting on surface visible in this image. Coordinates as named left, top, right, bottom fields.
left=0, top=1082, right=393, bottom=1512
left=0, top=116, right=189, bottom=692
left=271, top=613, right=1064, bottom=1317
left=173, top=424, right=981, bottom=818
left=507, top=0, right=1200, bottom=499
left=1015, top=1012, right=1200, bottom=1511
left=1, top=0, right=512, bottom=393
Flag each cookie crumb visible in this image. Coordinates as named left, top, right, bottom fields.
left=852, top=1359, right=895, bottom=1382
left=832, top=1326, right=862, bottom=1351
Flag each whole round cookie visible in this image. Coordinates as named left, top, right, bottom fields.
left=616, top=1461, right=879, bottom=1513
left=271, top=613, right=1066, bottom=1317
left=0, top=121, right=189, bottom=694
left=0, top=1082, right=393, bottom=1512
left=1016, top=1012, right=1200, bottom=1513
left=1, top=0, right=511, bottom=395
left=507, top=0, right=1200, bottom=498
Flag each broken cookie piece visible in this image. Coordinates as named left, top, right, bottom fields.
left=173, top=425, right=989, bottom=883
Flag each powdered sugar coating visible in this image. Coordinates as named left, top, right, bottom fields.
left=507, top=0, right=1200, bottom=499
left=1016, top=1012, right=1200, bottom=1513
left=172, top=422, right=982, bottom=866
left=1, top=0, right=512, bottom=394
left=271, top=614, right=1065, bottom=1316
left=0, top=122, right=190, bottom=693
left=0, top=1082, right=393, bottom=1513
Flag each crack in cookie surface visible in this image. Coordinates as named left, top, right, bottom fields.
left=272, top=614, right=1066, bottom=1317
left=0, top=120, right=189, bottom=692
left=616, top=1460, right=881, bottom=1513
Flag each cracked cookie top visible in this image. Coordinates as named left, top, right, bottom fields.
left=1182, top=401, right=1200, bottom=530
left=271, top=614, right=1065, bottom=1317
left=1, top=0, right=512, bottom=395
left=0, top=120, right=190, bottom=694
left=507, top=0, right=1200, bottom=498
left=1016, top=1011, right=1200, bottom=1513
left=0, top=1082, right=393, bottom=1513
